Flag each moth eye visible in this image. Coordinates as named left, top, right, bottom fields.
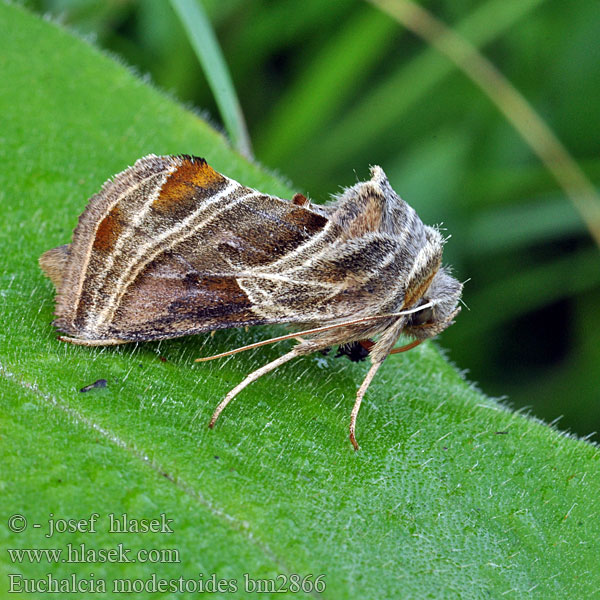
left=409, top=306, right=434, bottom=326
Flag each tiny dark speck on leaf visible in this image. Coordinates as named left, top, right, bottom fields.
left=495, top=430, right=509, bottom=435
left=159, top=356, right=167, bottom=363
left=214, top=455, right=220, bottom=460
left=79, top=379, right=108, bottom=393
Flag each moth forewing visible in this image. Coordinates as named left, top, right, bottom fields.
left=39, top=155, right=463, bottom=449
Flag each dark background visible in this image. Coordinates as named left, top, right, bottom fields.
left=26, top=0, right=600, bottom=437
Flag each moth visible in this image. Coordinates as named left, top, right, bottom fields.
left=39, top=154, right=462, bottom=449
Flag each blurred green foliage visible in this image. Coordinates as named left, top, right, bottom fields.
left=26, top=0, right=600, bottom=436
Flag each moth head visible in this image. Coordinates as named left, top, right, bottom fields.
left=403, top=267, right=463, bottom=340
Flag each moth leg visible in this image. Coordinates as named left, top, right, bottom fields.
left=208, top=345, right=309, bottom=429
left=349, top=359, right=385, bottom=451
left=358, top=338, right=422, bottom=356
left=390, top=338, right=423, bottom=354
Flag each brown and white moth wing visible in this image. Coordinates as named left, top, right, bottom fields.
left=103, top=196, right=335, bottom=341
left=43, top=157, right=450, bottom=349
left=45, top=154, right=345, bottom=342
left=48, top=154, right=184, bottom=337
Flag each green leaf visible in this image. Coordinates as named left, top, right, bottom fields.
left=1, top=4, right=599, bottom=598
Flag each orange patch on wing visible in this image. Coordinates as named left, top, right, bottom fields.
left=93, top=206, right=122, bottom=253
left=152, top=157, right=226, bottom=212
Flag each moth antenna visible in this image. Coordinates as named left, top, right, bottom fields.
left=208, top=347, right=305, bottom=428
left=196, top=329, right=330, bottom=362
left=195, top=302, right=436, bottom=362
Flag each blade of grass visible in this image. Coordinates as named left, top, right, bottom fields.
left=295, top=0, right=547, bottom=179
left=368, top=0, right=600, bottom=248
left=170, top=0, right=252, bottom=157
left=231, top=0, right=356, bottom=78
left=256, top=5, right=397, bottom=165
left=465, top=158, right=600, bottom=211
